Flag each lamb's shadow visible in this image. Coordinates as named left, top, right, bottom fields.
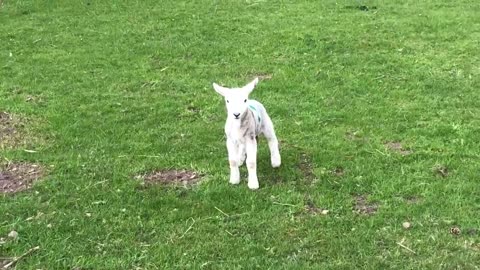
left=255, top=139, right=316, bottom=187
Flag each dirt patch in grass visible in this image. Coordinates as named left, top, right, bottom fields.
left=248, top=72, right=273, bottom=81
left=298, top=152, right=315, bottom=181
left=0, top=111, right=23, bottom=149
left=0, top=162, right=45, bottom=194
left=353, top=195, right=378, bottom=215
left=345, top=5, right=377, bottom=11
left=466, top=228, right=478, bottom=236
left=24, top=94, right=46, bottom=105
left=384, top=141, right=413, bottom=156
left=137, top=169, right=202, bottom=187
left=304, top=198, right=328, bottom=215
left=433, top=165, right=449, bottom=178
left=404, top=195, right=422, bottom=204
left=0, top=111, right=42, bottom=150
left=331, top=166, right=345, bottom=177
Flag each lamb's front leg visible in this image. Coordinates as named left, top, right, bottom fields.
left=226, top=138, right=240, bottom=185
left=238, top=143, right=246, bottom=166
left=245, top=137, right=259, bottom=190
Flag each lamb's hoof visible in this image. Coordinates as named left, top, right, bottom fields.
left=248, top=180, right=259, bottom=190
left=229, top=178, right=240, bottom=185
left=271, top=157, right=281, bottom=168
left=230, top=175, right=240, bottom=185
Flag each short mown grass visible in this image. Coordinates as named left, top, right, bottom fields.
left=1, top=0, right=480, bottom=268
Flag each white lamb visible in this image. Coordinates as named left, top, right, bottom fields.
left=213, top=78, right=281, bottom=190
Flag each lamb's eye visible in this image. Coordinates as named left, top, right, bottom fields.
left=244, top=99, right=247, bottom=103
left=226, top=100, right=229, bottom=103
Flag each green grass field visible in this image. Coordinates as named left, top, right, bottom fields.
left=1, top=0, right=480, bottom=268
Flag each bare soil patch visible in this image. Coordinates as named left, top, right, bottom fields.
left=298, top=152, right=315, bottom=181
left=433, top=165, right=449, bottom=178
left=345, top=5, right=377, bottom=11
left=138, top=169, right=202, bottom=187
left=0, top=111, right=42, bottom=150
left=304, top=198, right=328, bottom=215
left=0, top=162, right=45, bottom=194
left=384, top=141, right=413, bottom=156
left=331, top=166, right=345, bottom=177
left=353, top=195, right=378, bottom=215
left=404, top=195, right=422, bottom=205
left=247, top=72, right=273, bottom=81
left=25, top=94, right=46, bottom=105
left=466, top=228, right=478, bottom=236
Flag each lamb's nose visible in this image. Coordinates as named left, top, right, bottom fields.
left=233, top=113, right=240, bottom=118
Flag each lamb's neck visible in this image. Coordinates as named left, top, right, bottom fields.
left=226, top=113, right=253, bottom=142
left=226, top=116, right=242, bottom=132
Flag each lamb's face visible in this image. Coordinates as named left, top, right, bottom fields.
left=223, top=90, right=249, bottom=120
left=213, top=78, right=259, bottom=120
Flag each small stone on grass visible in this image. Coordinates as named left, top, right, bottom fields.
left=7, top=230, right=18, bottom=239
left=450, top=226, right=461, bottom=236
left=304, top=199, right=329, bottom=216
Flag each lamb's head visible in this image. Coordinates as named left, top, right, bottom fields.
left=213, top=78, right=259, bottom=120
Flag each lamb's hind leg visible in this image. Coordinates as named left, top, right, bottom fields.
left=263, top=113, right=281, bottom=168
left=245, top=136, right=259, bottom=190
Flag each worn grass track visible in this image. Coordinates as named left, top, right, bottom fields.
left=1, top=0, right=480, bottom=268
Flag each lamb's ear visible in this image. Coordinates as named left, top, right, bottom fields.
left=243, top=77, right=259, bottom=94
left=213, top=83, right=228, bottom=96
